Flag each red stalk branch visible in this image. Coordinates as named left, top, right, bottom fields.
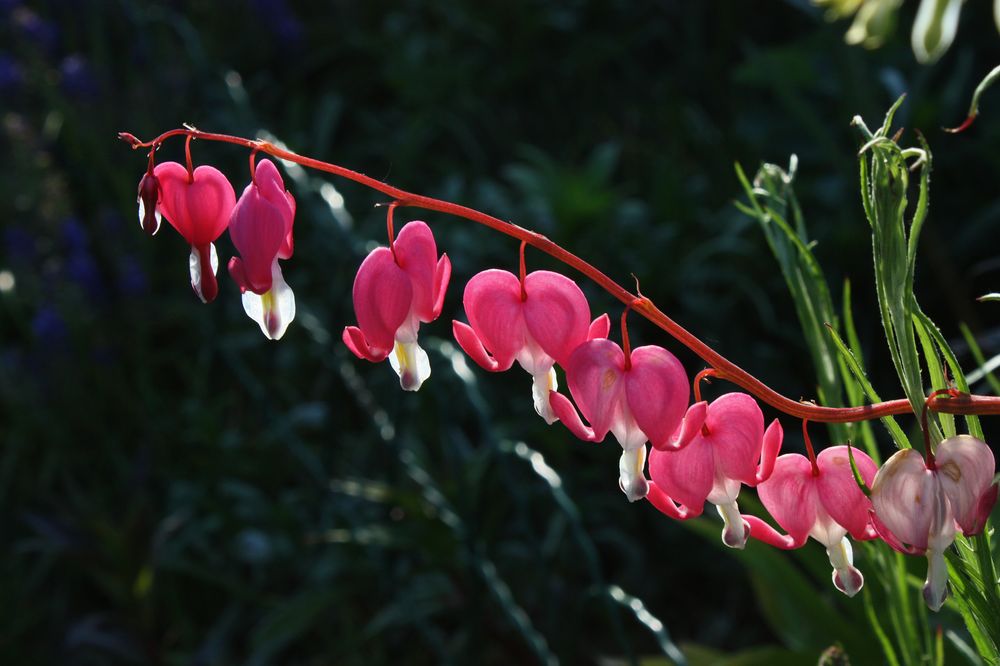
left=118, top=128, right=1000, bottom=424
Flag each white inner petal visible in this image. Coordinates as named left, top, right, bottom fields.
left=515, top=333, right=554, bottom=377
left=826, top=536, right=864, bottom=597
left=716, top=501, right=748, bottom=550
left=531, top=367, right=559, bottom=424
left=923, top=547, right=949, bottom=612
left=137, top=197, right=162, bottom=235
left=611, top=409, right=648, bottom=452
left=241, top=261, right=296, bottom=340
left=618, top=446, right=649, bottom=502
left=389, top=339, right=431, bottom=391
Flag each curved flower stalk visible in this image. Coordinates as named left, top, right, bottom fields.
left=120, top=127, right=1000, bottom=426
left=746, top=446, right=879, bottom=597
left=871, top=435, right=998, bottom=611
left=647, top=393, right=783, bottom=548
left=343, top=221, right=451, bottom=391
left=227, top=159, right=297, bottom=340
left=549, top=338, right=705, bottom=502
left=150, top=161, right=236, bottom=303
left=453, top=268, right=609, bottom=423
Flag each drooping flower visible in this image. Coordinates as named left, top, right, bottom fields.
left=136, top=171, right=161, bottom=236
left=227, top=159, right=297, bottom=340
left=871, top=435, right=997, bottom=611
left=647, top=393, right=783, bottom=548
left=549, top=339, right=705, bottom=502
left=747, top=446, right=879, bottom=596
left=452, top=269, right=608, bottom=423
left=343, top=221, right=451, bottom=391
left=152, top=161, right=236, bottom=303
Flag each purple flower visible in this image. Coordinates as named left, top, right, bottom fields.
left=0, top=54, right=23, bottom=94
left=59, top=54, right=99, bottom=100
left=61, top=217, right=89, bottom=252
left=251, top=0, right=304, bottom=45
left=13, top=8, right=58, bottom=54
left=32, top=306, right=67, bottom=348
left=117, top=255, right=147, bottom=298
left=61, top=218, right=102, bottom=297
left=3, top=226, right=35, bottom=261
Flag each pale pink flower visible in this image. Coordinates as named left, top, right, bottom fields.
left=871, top=435, right=997, bottom=611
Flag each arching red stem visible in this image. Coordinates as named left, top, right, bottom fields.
left=185, top=134, right=194, bottom=184
left=802, top=420, right=819, bottom=476
left=386, top=200, right=399, bottom=263
left=118, top=128, right=1000, bottom=424
left=621, top=305, right=633, bottom=371
left=518, top=240, right=527, bottom=302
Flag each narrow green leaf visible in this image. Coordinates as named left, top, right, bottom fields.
left=880, top=94, right=907, bottom=136
left=912, top=308, right=985, bottom=440
left=912, top=314, right=955, bottom=438
left=736, top=160, right=847, bottom=441
left=959, top=323, right=1000, bottom=396
left=840, top=280, right=880, bottom=460
left=861, top=583, right=901, bottom=666
left=825, top=323, right=909, bottom=449
left=845, top=444, right=872, bottom=497
left=682, top=518, right=876, bottom=658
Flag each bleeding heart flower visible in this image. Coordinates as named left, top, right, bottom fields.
left=548, top=338, right=704, bottom=502
left=136, top=171, right=161, bottom=236
left=871, top=435, right=997, bottom=611
left=151, top=161, right=236, bottom=303
left=747, top=446, right=879, bottom=597
left=647, top=393, right=782, bottom=549
left=452, top=269, right=608, bottom=423
left=227, top=159, right=297, bottom=340
left=343, top=220, right=451, bottom=391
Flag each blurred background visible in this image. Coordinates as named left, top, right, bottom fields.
left=2, top=1, right=1000, bottom=664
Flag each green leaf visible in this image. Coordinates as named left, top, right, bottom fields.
left=839, top=280, right=881, bottom=460
left=681, top=518, right=876, bottom=658
left=678, top=644, right=815, bottom=666
left=825, top=323, right=909, bottom=449
left=735, top=159, right=848, bottom=442
left=911, top=313, right=955, bottom=438
left=959, top=323, right=1000, bottom=396
left=248, top=589, right=341, bottom=666
left=912, top=308, right=985, bottom=440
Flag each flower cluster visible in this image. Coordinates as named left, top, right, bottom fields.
left=136, top=156, right=298, bottom=340
left=339, top=216, right=998, bottom=610
left=132, top=148, right=998, bottom=614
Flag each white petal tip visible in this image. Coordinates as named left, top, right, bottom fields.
left=531, top=367, right=559, bottom=424
left=242, top=262, right=295, bottom=340
left=833, top=568, right=864, bottom=597
left=390, top=339, right=431, bottom=391
left=618, top=447, right=648, bottom=502
left=716, top=502, right=749, bottom=549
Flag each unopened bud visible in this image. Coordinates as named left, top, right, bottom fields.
left=137, top=172, right=162, bottom=236
left=912, top=0, right=962, bottom=64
